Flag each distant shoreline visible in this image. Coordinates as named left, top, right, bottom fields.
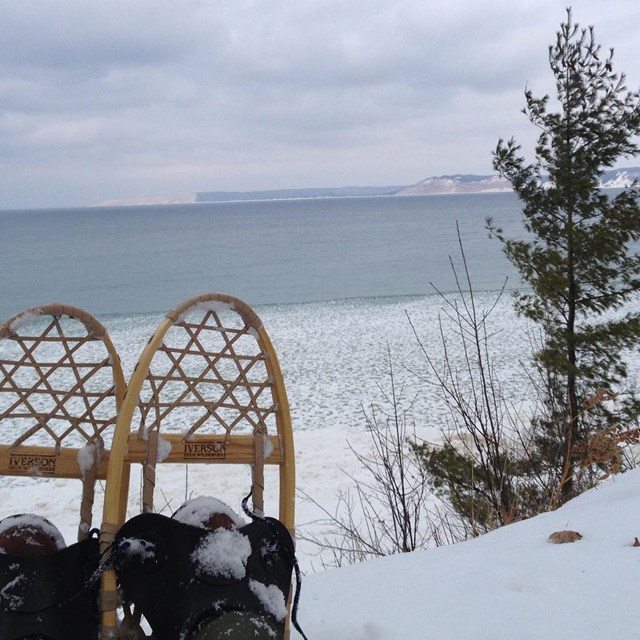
left=93, top=189, right=514, bottom=208
left=93, top=167, right=640, bottom=207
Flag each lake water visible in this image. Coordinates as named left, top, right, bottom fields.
left=0, top=192, right=523, bottom=319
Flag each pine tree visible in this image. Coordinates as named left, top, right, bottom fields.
left=490, top=9, right=640, bottom=502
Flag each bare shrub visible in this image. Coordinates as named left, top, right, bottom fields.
left=409, top=227, right=557, bottom=533
left=299, top=346, right=467, bottom=568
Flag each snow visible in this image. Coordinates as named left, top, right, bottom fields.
left=156, top=436, right=172, bottom=463
left=601, top=170, right=635, bottom=189
left=263, top=434, right=274, bottom=460
left=7, top=309, right=42, bottom=332
left=172, top=496, right=245, bottom=529
left=292, top=469, right=640, bottom=640
left=176, top=300, right=234, bottom=323
left=119, top=537, right=156, bottom=561
left=191, top=528, right=252, bottom=580
left=0, top=574, right=26, bottom=609
left=248, top=579, right=287, bottom=621
left=77, top=442, right=101, bottom=476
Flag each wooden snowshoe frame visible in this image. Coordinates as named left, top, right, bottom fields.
left=100, top=293, right=296, bottom=638
left=0, top=303, right=126, bottom=541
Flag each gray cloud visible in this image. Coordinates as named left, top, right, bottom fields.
left=1, top=0, right=639, bottom=208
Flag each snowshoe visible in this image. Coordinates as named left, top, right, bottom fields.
left=113, top=512, right=295, bottom=640
left=0, top=304, right=126, bottom=639
left=99, top=294, right=298, bottom=636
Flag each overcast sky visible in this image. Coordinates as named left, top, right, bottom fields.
left=1, top=0, right=639, bottom=209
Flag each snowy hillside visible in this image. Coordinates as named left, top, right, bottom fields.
left=293, top=469, right=640, bottom=640
left=397, top=167, right=640, bottom=196
left=396, top=174, right=511, bottom=195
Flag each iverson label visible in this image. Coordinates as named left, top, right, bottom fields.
left=9, top=454, right=57, bottom=475
left=183, top=441, right=227, bottom=459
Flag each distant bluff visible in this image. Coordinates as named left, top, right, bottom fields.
left=396, top=174, right=510, bottom=195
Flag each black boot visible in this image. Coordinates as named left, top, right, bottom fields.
left=114, top=513, right=294, bottom=640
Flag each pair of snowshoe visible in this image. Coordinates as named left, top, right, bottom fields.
left=0, top=496, right=295, bottom=640
left=0, top=295, right=298, bottom=639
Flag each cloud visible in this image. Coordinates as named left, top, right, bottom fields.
left=1, top=0, right=639, bottom=208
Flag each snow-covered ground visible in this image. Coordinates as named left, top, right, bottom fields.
left=295, top=468, right=640, bottom=639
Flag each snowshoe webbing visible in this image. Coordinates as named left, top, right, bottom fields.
left=0, top=536, right=100, bottom=640
left=114, top=513, right=295, bottom=640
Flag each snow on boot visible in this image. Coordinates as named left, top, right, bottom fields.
left=0, top=515, right=100, bottom=640
left=172, top=496, right=245, bottom=532
left=114, top=512, right=294, bottom=640
left=0, top=514, right=66, bottom=557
